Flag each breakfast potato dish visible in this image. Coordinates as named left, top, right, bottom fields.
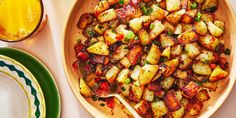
left=73, top=0, right=230, bottom=117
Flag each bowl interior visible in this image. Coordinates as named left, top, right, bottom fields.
left=63, top=0, right=236, bottom=117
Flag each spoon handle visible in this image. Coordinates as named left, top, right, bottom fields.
left=113, top=94, right=142, bottom=118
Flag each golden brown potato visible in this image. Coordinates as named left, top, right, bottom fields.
left=196, top=50, right=217, bottom=63
left=97, top=9, right=117, bottom=23
left=209, top=66, right=228, bottom=81
left=214, top=20, right=225, bottom=30
left=182, top=81, right=201, bottom=98
left=107, top=0, right=119, bottom=5
left=120, top=57, right=131, bottom=68
left=171, top=106, right=185, bottom=118
left=173, top=69, right=188, bottom=80
left=171, top=45, right=183, bottom=57
left=202, top=0, right=218, bottom=13
left=162, top=47, right=171, bottom=59
left=146, top=44, right=161, bottom=64
left=129, top=16, right=151, bottom=32
left=105, top=66, right=120, bottom=83
left=181, top=9, right=197, bottom=24
left=195, top=89, right=210, bottom=102
left=192, top=62, right=212, bottom=76
left=94, top=23, right=109, bottom=35
left=160, top=34, right=177, bottom=48
left=77, top=13, right=93, bottom=29
left=202, top=81, right=218, bottom=91
left=208, top=21, right=224, bottom=37
left=177, top=30, right=198, bottom=45
left=149, top=4, right=166, bottom=21
left=134, top=100, right=151, bottom=116
left=166, top=0, right=181, bottom=12
left=117, top=69, right=130, bottom=83
left=194, top=21, right=208, bottom=35
left=139, top=65, right=159, bottom=85
left=166, top=9, right=186, bottom=25
left=127, top=45, right=143, bottom=65
left=186, top=99, right=203, bottom=116
left=174, top=24, right=183, bottom=35
left=199, top=34, right=219, bottom=51
left=132, top=83, right=145, bottom=101
left=87, top=42, right=109, bottom=55
left=149, top=20, right=165, bottom=40
left=94, top=0, right=109, bottom=16
left=139, top=29, right=151, bottom=45
left=179, top=53, right=193, bottom=70
left=120, top=84, right=131, bottom=97
left=201, top=13, right=215, bottom=23
left=111, top=44, right=129, bottom=62
left=161, top=76, right=175, bottom=90
left=164, top=90, right=181, bottom=112
left=151, top=101, right=168, bottom=117
left=181, top=23, right=194, bottom=32
left=185, top=42, right=202, bottom=58
left=79, top=77, right=92, bottom=97
left=131, top=65, right=142, bottom=81
left=163, top=21, right=176, bottom=33
left=104, top=29, right=118, bottom=45
left=163, top=58, right=180, bottom=77
left=142, top=88, right=155, bottom=101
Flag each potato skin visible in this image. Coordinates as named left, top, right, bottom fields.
left=182, top=81, right=201, bottom=98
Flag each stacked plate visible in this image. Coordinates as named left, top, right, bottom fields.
left=0, top=48, right=60, bottom=118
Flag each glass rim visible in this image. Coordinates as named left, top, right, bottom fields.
left=0, top=0, right=44, bottom=42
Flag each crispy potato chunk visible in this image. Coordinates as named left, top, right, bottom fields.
left=171, top=45, right=183, bottom=57
left=77, top=13, right=93, bottom=29
left=79, top=77, right=92, bottom=97
left=111, top=45, right=129, bottom=62
left=163, top=59, right=180, bottom=77
left=186, top=99, right=203, bottom=116
left=208, top=21, right=224, bottom=37
left=185, top=42, right=202, bottom=58
left=151, top=101, right=168, bottom=117
left=94, top=0, right=109, bottom=16
left=199, top=34, right=219, bottom=51
left=104, top=29, right=118, bottom=45
left=166, top=9, right=186, bottom=25
left=193, top=62, right=212, bottom=76
left=196, top=50, right=217, bottom=63
left=94, top=23, right=109, bottom=35
left=120, top=84, right=131, bottom=97
left=117, top=69, right=130, bottom=83
left=161, top=76, right=175, bottom=90
left=202, top=0, right=218, bottom=13
left=120, top=57, right=131, bottom=68
left=164, top=21, right=176, bottom=34
left=87, top=42, right=109, bottom=55
left=214, top=20, right=225, bottom=30
left=142, top=88, right=155, bottom=101
left=132, top=83, right=145, bottom=101
left=146, top=44, right=161, bottom=64
left=105, top=66, right=120, bottom=83
left=201, top=13, right=215, bottom=23
left=202, top=81, right=218, bottom=91
left=127, top=45, right=143, bottom=65
left=209, top=66, right=228, bottom=81
left=166, top=0, right=181, bottom=12
left=129, top=16, right=151, bottom=32
left=139, top=29, right=151, bottom=45
left=149, top=4, right=166, bottom=21
left=196, top=89, right=210, bottom=102
left=183, top=81, right=201, bottom=98
left=171, top=106, right=185, bottom=118
left=194, top=21, right=208, bottom=35
left=179, top=53, right=193, bottom=70
left=174, top=24, right=183, bottom=35
left=181, top=9, right=197, bottom=24
left=149, top=20, right=165, bottom=40
left=139, top=65, right=159, bottom=85
left=131, top=65, right=142, bottom=81
left=173, top=69, right=188, bottom=80
left=160, top=34, right=177, bottom=48
left=97, top=9, right=117, bottom=23
left=134, top=100, right=151, bottom=116
left=162, top=47, right=171, bottom=59
left=177, top=30, right=198, bottom=45
left=164, top=90, right=181, bottom=112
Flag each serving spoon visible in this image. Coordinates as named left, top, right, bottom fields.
left=78, top=62, right=141, bottom=118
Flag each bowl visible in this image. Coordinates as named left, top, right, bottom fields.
left=62, top=0, right=236, bottom=117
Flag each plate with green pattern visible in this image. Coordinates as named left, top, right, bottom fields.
left=0, top=55, right=46, bottom=118
left=0, top=48, right=60, bottom=118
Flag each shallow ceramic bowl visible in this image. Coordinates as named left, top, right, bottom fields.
left=62, top=0, right=236, bottom=117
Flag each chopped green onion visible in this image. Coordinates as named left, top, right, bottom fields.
left=125, top=31, right=135, bottom=41
left=121, top=86, right=126, bottom=91
left=160, top=56, right=167, bottom=62
left=167, top=31, right=173, bottom=36
left=224, top=48, right=231, bottom=55
left=150, top=23, right=155, bottom=29
left=119, top=0, right=124, bottom=5
left=88, top=31, right=95, bottom=37
left=141, top=6, right=147, bottom=15
left=145, top=8, right=153, bottom=15
left=125, top=78, right=131, bottom=84
left=98, top=25, right=104, bottom=29
left=195, top=12, right=201, bottom=22
left=190, top=2, right=197, bottom=9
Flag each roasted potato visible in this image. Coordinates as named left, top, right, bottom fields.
left=209, top=66, right=228, bottom=81
left=129, top=16, right=151, bottom=32
left=185, top=42, right=202, bottom=58
left=174, top=24, right=183, bottom=35
left=146, top=44, right=161, bottom=64
left=201, top=13, right=215, bottom=23
left=87, top=41, right=109, bottom=55
left=117, top=69, right=130, bottom=83
left=105, top=66, right=120, bottom=83
left=160, top=34, right=177, bottom=48
left=182, top=81, right=201, bottom=98
left=163, top=58, right=180, bottom=77
left=120, top=57, right=131, bottom=68
left=186, top=99, right=203, bottom=116
left=79, top=77, right=92, bottom=97
left=202, top=81, right=218, bottom=91
left=151, top=100, right=168, bottom=117
left=162, top=47, right=171, bottom=59
left=94, top=0, right=109, bottom=16
left=199, top=34, right=219, bottom=51
left=177, top=30, right=198, bottom=45
left=171, top=106, right=185, bottom=118
left=111, top=44, right=129, bottom=62
left=77, top=13, right=93, bottom=29
left=166, top=0, right=181, bottom=12
left=127, top=45, right=143, bottom=65
left=202, top=0, right=218, bottom=13
left=192, top=62, right=212, bottom=76
left=120, top=84, right=131, bottom=97
left=166, top=9, right=186, bottom=25
left=149, top=4, right=166, bottom=21
left=142, top=88, right=155, bottom=101
left=135, top=100, right=151, bottom=116
left=164, top=90, right=181, bottom=112
left=161, top=76, right=175, bottom=90
left=139, top=65, right=159, bottom=85
left=149, top=20, right=165, bottom=40
left=196, top=50, right=217, bottom=63
left=214, top=20, right=225, bottom=30
left=194, top=21, right=208, bottom=35
left=181, top=9, right=197, bottom=24
left=171, top=45, right=183, bottom=57
left=163, top=21, right=176, bottom=34
left=179, top=53, right=193, bottom=70
left=104, top=29, right=118, bottom=45
left=94, top=23, right=109, bottom=35
left=132, top=83, right=145, bottom=101
left=173, top=69, right=188, bottom=80
left=97, top=9, right=117, bottom=23
left=208, top=21, right=224, bottom=37
left=195, top=89, right=210, bottom=102
left=131, top=65, right=142, bottom=81
left=139, top=29, right=151, bottom=45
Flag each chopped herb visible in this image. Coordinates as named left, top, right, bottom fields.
left=194, top=80, right=202, bottom=86
left=111, top=29, right=116, bottom=33
left=195, top=12, right=201, bottom=22
left=190, top=2, right=197, bottom=9
left=167, top=31, right=173, bottom=36
left=100, top=103, right=105, bottom=106
left=160, top=56, right=167, bottom=62
left=91, top=95, right=98, bottom=101
left=121, top=86, right=126, bottom=91
left=125, top=78, right=131, bottom=84
left=215, top=45, right=220, bottom=52
left=141, top=6, right=147, bottom=14
left=134, top=36, right=139, bottom=40
left=88, top=31, right=95, bottom=37
left=153, top=40, right=161, bottom=46
left=224, top=48, right=231, bottom=55
left=98, top=25, right=104, bottom=29
left=144, top=60, right=150, bottom=65
left=145, top=8, right=153, bottom=15
left=150, top=23, right=155, bottom=29
left=119, top=0, right=124, bottom=5
left=153, top=96, right=160, bottom=102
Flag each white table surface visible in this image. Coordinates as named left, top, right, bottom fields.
left=0, top=0, right=236, bottom=118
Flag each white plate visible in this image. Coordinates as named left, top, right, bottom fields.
left=0, top=55, right=46, bottom=118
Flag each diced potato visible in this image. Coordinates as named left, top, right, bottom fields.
left=164, top=21, right=176, bottom=34
left=159, top=0, right=166, bottom=9
left=185, top=42, right=201, bottom=58
left=196, top=50, right=216, bottom=63
left=117, top=69, right=130, bottom=83
left=116, top=24, right=135, bottom=43
left=186, top=100, right=203, bottom=116
left=208, top=21, right=224, bottom=37
left=139, top=65, right=159, bottom=85
left=151, top=101, right=168, bottom=118
left=171, top=106, right=185, bottom=118
left=131, top=65, right=142, bottom=81
left=179, top=53, right=193, bottom=70
left=139, top=29, right=151, bottom=45
left=109, top=19, right=119, bottom=28
left=182, top=81, right=201, bottom=98
left=120, top=84, right=131, bottom=97
left=107, top=0, right=119, bottom=5
left=209, top=66, right=228, bottom=81
left=202, top=81, right=218, bottom=91
left=149, top=20, right=165, bottom=40
left=94, top=0, right=109, bottom=16
left=181, top=23, right=193, bottom=32
left=192, top=62, right=212, bottom=76
left=201, top=13, right=215, bottom=23
left=132, top=83, right=145, bottom=100
left=161, top=76, right=175, bottom=90
left=174, top=24, right=183, bottom=35
left=174, top=90, right=183, bottom=101
left=79, top=77, right=92, bottom=97
left=194, top=21, right=208, bottom=35
left=160, top=34, right=177, bottom=48
left=202, top=0, right=218, bottom=13
left=214, top=20, right=225, bottom=30
left=162, top=47, right=171, bottom=59
left=171, top=45, right=183, bottom=57
left=87, top=42, right=109, bottom=55
left=149, top=4, right=166, bottom=21
left=111, top=45, right=129, bottom=62
left=173, top=69, right=188, bottom=80
left=152, top=66, right=167, bottom=81
left=166, top=0, right=181, bottom=12
left=104, top=29, right=118, bottom=45
left=134, top=100, right=151, bottom=116
left=120, top=57, right=131, bottom=68
left=127, top=45, right=143, bottom=65
left=177, top=30, right=198, bottom=45
left=196, top=89, right=210, bottom=102
left=199, top=34, right=219, bottom=51
left=142, top=88, right=155, bottom=101
left=166, top=9, right=186, bottom=25
left=164, top=90, right=181, bottom=112
left=192, top=73, right=207, bottom=82
left=146, top=44, right=161, bottom=64
left=129, top=16, right=151, bottom=32
left=195, top=0, right=204, bottom=4
left=105, top=66, right=120, bottom=83
left=97, top=9, right=117, bottom=23
left=181, top=9, right=197, bottom=24
left=163, top=59, right=179, bottom=77
left=77, top=13, right=93, bottom=29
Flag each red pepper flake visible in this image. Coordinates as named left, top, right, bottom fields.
left=106, top=98, right=115, bottom=109
left=210, top=63, right=216, bottom=69
left=72, top=61, right=78, bottom=70
left=115, top=34, right=124, bottom=41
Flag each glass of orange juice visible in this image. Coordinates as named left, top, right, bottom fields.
left=0, top=0, right=45, bottom=42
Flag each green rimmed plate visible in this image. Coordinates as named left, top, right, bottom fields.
left=0, top=48, right=61, bottom=118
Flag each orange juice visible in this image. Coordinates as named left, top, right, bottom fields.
left=0, top=0, right=43, bottom=41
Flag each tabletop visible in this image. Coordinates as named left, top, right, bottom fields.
left=0, top=0, right=236, bottom=118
